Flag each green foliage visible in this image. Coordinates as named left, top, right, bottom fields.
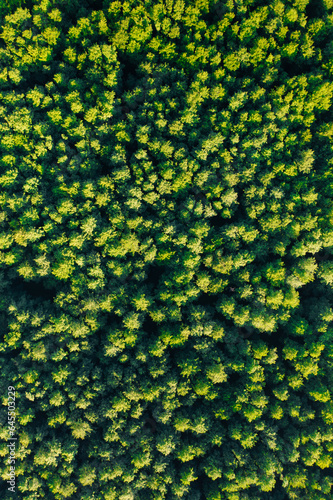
left=0, top=0, right=333, bottom=498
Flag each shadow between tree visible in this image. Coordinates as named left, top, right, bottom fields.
left=11, top=277, right=56, bottom=302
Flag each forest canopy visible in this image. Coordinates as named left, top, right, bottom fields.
left=1, top=0, right=333, bottom=498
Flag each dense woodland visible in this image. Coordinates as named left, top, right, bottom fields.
left=1, top=0, right=333, bottom=498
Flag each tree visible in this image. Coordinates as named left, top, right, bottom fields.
left=1, top=0, right=333, bottom=498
